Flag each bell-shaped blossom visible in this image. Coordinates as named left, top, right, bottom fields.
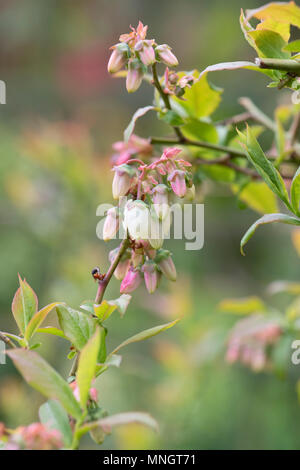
left=152, top=184, right=169, bottom=220
left=112, top=164, right=135, bottom=199
left=123, top=199, right=150, bottom=241
left=142, top=260, right=159, bottom=294
left=168, top=169, right=187, bottom=198
left=120, top=267, right=142, bottom=293
left=103, top=207, right=119, bottom=241
left=126, top=59, right=143, bottom=93
left=135, top=40, right=156, bottom=66
left=155, top=44, right=178, bottom=67
left=156, top=250, right=177, bottom=281
left=107, top=43, right=128, bottom=73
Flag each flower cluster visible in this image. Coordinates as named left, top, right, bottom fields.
left=163, top=67, right=196, bottom=98
left=2, top=423, right=62, bottom=450
left=107, top=21, right=178, bottom=92
left=225, top=315, right=282, bottom=372
left=111, top=134, right=153, bottom=166
left=102, top=148, right=194, bottom=294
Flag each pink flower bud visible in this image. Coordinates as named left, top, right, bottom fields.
left=114, top=258, right=130, bottom=280
left=152, top=184, right=169, bottom=220
left=120, top=267, right=142, bottom=293
left=135, top=40, right=156, bottom=66
left=168, top=169, right=187, bottom=198
left=126, top=59, right=143, bottom=93
left=155, top=44, right=178, bottom=67
left=132, top=251, right=144, bottom=268
left=157, top=250, right=177, bottom=281
left=107, top=44, right=128, bottom=73
left=103, top=207, right=119, bottom=241
left=90, top=387, right=98, bottom=402
left=142, top=260, right=158, bottom=294
left=112, top=164, right=135, bottom=199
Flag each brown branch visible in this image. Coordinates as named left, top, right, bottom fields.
left=0, top=332, right=15, bottom=349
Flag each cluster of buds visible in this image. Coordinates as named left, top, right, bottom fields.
left=109, top=244, right=177, bottom=295
left=107, top=21, right=178, bottom=93
left=102, top=147, right=194, bottom=248
left=226, top=315, right=282, bottom=372
left=163, top=67, right=196, bottom=98
left=2, top=423, right=62, bottom=450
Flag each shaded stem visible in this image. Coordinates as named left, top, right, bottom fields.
left=256, top=58, right=300, bottom=73
left=0, top=332, right=15, bottom=348
left=95, top=237, right=130, bottom=305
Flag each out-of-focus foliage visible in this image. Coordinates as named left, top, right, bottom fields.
left=2, top=0, right=300, bottom=450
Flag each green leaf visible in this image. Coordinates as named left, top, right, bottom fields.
left=11, top=275, right=38, bottom=335
left=290, top=166, right=300, bottom=215
left=94, top=294, right=131, bottom=321
left=249, top=30, right=290, bottom=59
left=241, top=213, right=300, bottom=255
left=56, top=305, right=97, bottom=350
left=80, top=300, right=95, bottom=315
left=39, top=400, right=73, bottom=447
left=124, top=105, right=154, bottom=142
left=37, top=326, right=68, bottom=340
left=181, top=119, right=218, bottom=143
left=198, top=60, right=274, bottom=79
left=79, top=412, right=158, bottom=438
left=158, top=109, right=184, bottom=126
left=77, top=328, right=100, bottom=410
left=110, top=319, right=179, bottom=356
left=96, top=354, right=122, bottom=377
left=218, top=296, right=265, bottom=315
left=171, top=71, right=222, bottom=119
left=0, top=332, right=26, bottom=347
left=7, top=349, right=81, bottom=419
left=231, top=181, right=278, bottom=214
left=283, top=39, right=300, bottom=52
left=238, top=126, right=290, bottom=206
left=25, top=302, right=61, bottom=342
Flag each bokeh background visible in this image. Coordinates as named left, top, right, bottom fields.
left=1, top=0, right=300, bottom=450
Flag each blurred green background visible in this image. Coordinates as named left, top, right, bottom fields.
left=1, top=0, right=300, bottom=450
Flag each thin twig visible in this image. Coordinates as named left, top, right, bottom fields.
left=0, top=331, right=15, bottom=349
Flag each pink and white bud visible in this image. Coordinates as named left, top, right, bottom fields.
left=155, top=44, right=178, bottom=67
left=103, top=207, right=119, bottom=241
left=157, top=251, right=177, bottom=281
left=132, top=251, right=144, bottom=268
left=120, top=267, right=142, bottom=294
left=152, top=184, right=169, bottom=220
left=135, top=40, right=156, bottom=66
left=123, top=199, right=150, bottom=241
left=108, top=44, right=128, bottom=73
left=90, top=387, right=98, bottom=402
left=114, top=259, right=130, bottom=280
left=126, top=60, right=143, bottom=93
left=112, top=164, right=135, bottom=199
left=168, top=169, right=187, bottom=198
left=142, top=260, right=158, bottom=294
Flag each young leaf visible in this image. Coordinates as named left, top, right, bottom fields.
left=124, top=105, right=154, bottom=142
left=79, top=412, right=158, bottom=437
left=238, top=126, right=290, bottom=206
left=94, top=294, right=131, bottom=321
left=96, top=354, right=122, bottom=377
left=218, top=296, right=265, bottom=315
left=7, top=349, right=81, bottom=419
left=247, top=2, right=300, bottom=30
left=283, top=40, right=300, bottom=52
left=171, top=71, right=222, bottom=119
left=249, top=30, right=290, bottom=59
left=25, top=302, right=62, bottom=342
left=241, top=213, right=300, bottom=255
left=290, top=166, right=300, bottom=215
left=11, top=275, right=38, bottom=335
left=39, top=400, right=73, bottom=447
left=77, top=328, right=100, bottom=410
left=56, top=305, right=97, bottom=350
left=37, top=326, right=68, bottom=340
left=110, top=319, right=179, bottom=356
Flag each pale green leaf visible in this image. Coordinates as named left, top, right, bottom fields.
left=56, top=305, right=97, bottom=350
left=25, top=302, right=62, bottom=342
left=11, top=275, right=38, bottom=335
left=39, top=400, right=73, bottom=447
left=7, top=349, right=81, bottom=419
left=77, top=328, right=100, bottom=410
